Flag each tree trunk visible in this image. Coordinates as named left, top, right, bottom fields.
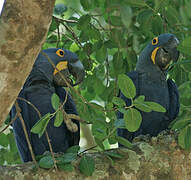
left=0, top=0, right=55, bottom=125
left=0, top=134, right=190, bottom=180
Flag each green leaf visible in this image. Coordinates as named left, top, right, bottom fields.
left=144, top=102, right=166, bottom=113
left=172, top=119, right=191, bottom=130
left=79, top=30, right=89, bottom=42
left=178, top=126, right=191, bottom=150
left=93, top=79, right=105, bottom=96
left=70, top=42, right=80, bottom=52
left=51, top=93, right=60, bottom=110
left=57, top=153, right=77, bottom=164
left=79, top=155, right=95, bottom=176
left=58, top=163, right=74, bottom=172
left=136, top=10, right=153, bottom=34
left=182, top=61, right=191, bottom=72
left=94, top=137, right=105, bottom=150
left=178, top=127, right=186, bottom=149
left=80, top=0, right=93, bottom=11
left=83, top=43, right=93, bottom=55
left=124, top=108, right=142, bottom=132
left=92, top=120, right=107, bottom=140
left=110, top=29, right=126, bottom=47
left=185, top=126, right=191, bottom=150
left=178, top=37, right=191, bottom=56
left=180, top=6, right=189, bottom=25
left=118, top=74, right=136, bottom=99
left=77, top=15, right=91, bottom=30
left=54, top=110, right=63, bottom=127
left=133, top=102, right=152, bottom=113
left=109, top=16, right=123, bottom=26
left=66, top=145, right=80, bottom=153
left=125, top=0, right=146, bottom=7
left=116, top=136, right=133, bottom=148
left=126, top=49, right=137, bottom=71
left=134, top=95, right=145, bottom=102
left=7, top=132, right=18, bottom=152
left=152, top=15, right=163, bottom=35
left=108, top=136, right=118, bottom=145
left=31, top=113, right=51, bottom=137
left=103, top=139, right=110, bottom=150
left=165, top=6, right=180, bottom=26
left=104, top=151, right=123, bottom=159
left=113, top=52, right=124, bottom=75
left=88, top=26, right=101, bottom=40
left=120, top=5, right=132, bottom=28
left=39, top=156, right=54, bottom=169
left=137, top=10, right=153, bottom=25
left=112, top=97, right=126, bottom=107
left=95, top=46, right=107, bottom=63
left=118, top=107, right=128, bottom=114
left=0, top=133, right=9, bottom=147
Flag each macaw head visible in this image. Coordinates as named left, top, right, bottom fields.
left=136, top=33, right=179, bottom=72
left=32, top=48, right=85, bottom=87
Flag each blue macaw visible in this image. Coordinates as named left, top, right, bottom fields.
left=117, top=34, right=180, bottom=142
left=10, top=48, right=85, bottom=162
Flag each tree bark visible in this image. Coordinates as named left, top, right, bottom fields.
left=0, top=134, right=190, bottom=180
left=0, top=0, right=55, bottom=125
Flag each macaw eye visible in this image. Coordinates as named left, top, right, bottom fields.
left=152, top=37, right=158, bottom=45
left=56, top=49, right=65, bottom=57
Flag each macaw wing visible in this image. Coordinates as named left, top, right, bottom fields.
left=11, top=89, right=47, bottom=162
left=167, top=79, right=180, bottom=120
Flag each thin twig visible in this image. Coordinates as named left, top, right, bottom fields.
left=60, top=89, right=68, bottom=109
left=17, top=97, right=41, bottom=117
left=45, top=131, right=57, bottom=170
left=78, top=145, right=98, bottom=156
left=62, top=23, right=83, bottom=48
left=91, top=16, right=106, bottom=31
left=0, top=113, right=18, bottom=134
left=15, top=101, right=38, bottom=167
left=59, top=91, right=80, bottom=132
left=16, top=97, right=57, bottom=170
left=105, top=56, right=110, bottom=87
left=56, top=21, right=61, bottom=48
left=67, top=114, right=89, bottom=124
left=52, top=16, right=77, bottom=23
left=53, top=16, right=93, bottom=67
left=62, top=34, right=75, bottom=43
left=53, top=16, right=82, bottom=48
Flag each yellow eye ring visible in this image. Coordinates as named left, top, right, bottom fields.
left=56, top=49, right=65, bottom=57
left=152, top=37, right=158, bottom=45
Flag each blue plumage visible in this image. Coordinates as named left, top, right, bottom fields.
left=117, top=34, right=180, bottom=142
left=10, top=48, right=84, bottom=162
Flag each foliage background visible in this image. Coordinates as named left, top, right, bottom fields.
left=1, top=0, right=191, bottom=165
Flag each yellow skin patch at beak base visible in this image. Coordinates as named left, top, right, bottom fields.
left=151, top=47, right=160, bottom=64
left=53, top=61, right=68, bottom=75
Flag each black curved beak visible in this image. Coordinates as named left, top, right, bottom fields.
left=162, top=36, right=180, bottom=63
left=68, top=60, right=85, bottom=86
left=53, top=59, right=85, bottom=87
left=154, top=36, right=180, bottom=71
